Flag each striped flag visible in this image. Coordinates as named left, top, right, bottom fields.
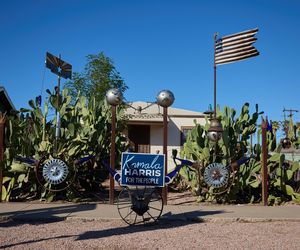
left=215, top=28, right=259, bottom=65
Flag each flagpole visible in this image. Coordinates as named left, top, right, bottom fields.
left=214, top=32, right=218, bottom=117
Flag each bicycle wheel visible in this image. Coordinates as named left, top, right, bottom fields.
left=35, top=157, right=77, bottom=192
left=117, top=186, right=164, bottom=225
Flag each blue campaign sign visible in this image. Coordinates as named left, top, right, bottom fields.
left=121, top=152, right=165, bottom=187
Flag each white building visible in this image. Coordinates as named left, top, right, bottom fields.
left=124, top=101, right=206, bottom=169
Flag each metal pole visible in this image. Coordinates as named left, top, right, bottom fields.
left=0, top=118, right=5, bottom=202
left=213, top=33, right=217, bottom=117
left=162, top=107, right=168, bottom=205
left=261, top=118, right=268, bottom=206
left=109, top=105, right=116, bottom=205
left=55, top=55, right=61, bottom=140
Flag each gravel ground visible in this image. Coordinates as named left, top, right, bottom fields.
left=1, top=219, right=300, bottom=249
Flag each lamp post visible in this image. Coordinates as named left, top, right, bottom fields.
left=156, top=90, right=175, bottom=205
left=106, top=88, right=123, bottom=205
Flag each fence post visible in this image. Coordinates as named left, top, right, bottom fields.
left=0, top=115, right=6, bottom=202
left=261, top=117, right=268, bottom=206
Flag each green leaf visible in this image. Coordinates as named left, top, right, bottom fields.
left=9, top=162, right=29, bottom=173
left=284, top=185, right=294, bottom=196
left=45, top=193, right=55, bottom=202
left=249, top=180, right=260, bottom=188
left=292, top=193, right=300, bottom=202
left=67, top=123, right=75, bottom=137
left=17, top=174, right=26, bottom=183
left=251, top=162, right=261, bottom=173
left=291, top=161, right=299, bottom=172
left=269, top=153, right=280, bottom=162
left=1, top=186, right=7, bottom=201
left=68, top=145, right=80, bottom=156
left=286, top=170, right=294, bottom=180
left=2, top=176, right=12, bottom=184
left=20, top=108, right=30, bottom=113
left=28, top=100, right=35, bottom=108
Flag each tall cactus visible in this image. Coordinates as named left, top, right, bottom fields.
left=180, top=103, right=300, bottom=204
left=2, top=88, right=127, bottom=201
left=181, top=103, right=262, bottom=198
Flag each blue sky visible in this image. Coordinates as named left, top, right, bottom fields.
left=1, top=0, right=300, bottom=136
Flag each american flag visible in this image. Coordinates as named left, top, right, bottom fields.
left=215, top=28, right=259, bottom=65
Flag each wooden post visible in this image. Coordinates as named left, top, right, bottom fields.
left=261, top=117, right=268, bottom=206
left=109, top=105, right=116, bottom=205
left=0, top=116, right=6, bottom=202
left=162, top=107, right=168, bottom=205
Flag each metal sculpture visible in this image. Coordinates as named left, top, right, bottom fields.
left=19, top=52, right=78, bottom=192
left=156, top=90, right=175, bottom=108
left=105, top=88, right=124, bottom=205
left=204, top=162, right=229, bottom=188
left=103, top=150, right=252, bottom=225
left=207, top=117, right=223, bottom=142
left=156, top=89, right=175, bottom=205
left=16, top=155, right=94, bottom=192
left=42, top=159, right=69, bottom=185
left=106, top=88, right=124, bottom=106
left=102, top=150, right=190, bottom=225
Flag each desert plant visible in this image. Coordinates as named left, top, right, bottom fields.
left=2, top=89, right=128, bottom=201
left=180, top=103, right=300, bottom=205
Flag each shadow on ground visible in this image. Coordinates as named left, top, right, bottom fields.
left=76, top=209, right=224, bottom=241
left=0, top=209, right=224, bottom=248
left=0, top=204, right=97, bottom=227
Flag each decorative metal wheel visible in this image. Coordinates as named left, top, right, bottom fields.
left=204, top=162, right=234, bottom=195
left=204, top=163, right=229, bottom=188
left=117, top=186, right=164, bottom=225
left=35, top=157, right=77, bottom=192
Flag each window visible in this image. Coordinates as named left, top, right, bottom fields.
left=181, top=126, right=194, bottom=146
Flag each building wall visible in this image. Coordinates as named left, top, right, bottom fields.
left=149, top=116, right=205, bottom=170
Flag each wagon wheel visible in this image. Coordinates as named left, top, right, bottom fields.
left=35, top=156, right=77, bottom=192
left=117, top=186, right=164, bottom=225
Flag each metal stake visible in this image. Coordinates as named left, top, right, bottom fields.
left=55, top=55, right=61, bottom=140
left=213, top=32, right=218, bottom=117
left=109, top=105, right=116, bottom=205
left=162, top=107, right=168, bottom=205
left=261, top=118, right=268, bottom=206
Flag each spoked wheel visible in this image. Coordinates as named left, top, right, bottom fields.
left=208, top=171, right=236, bottom=195
left=117, top=186, right=164, bottom=225
left=204, top=163, right=233, bottom=195
left=35, top=157, right=77, bottom=192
